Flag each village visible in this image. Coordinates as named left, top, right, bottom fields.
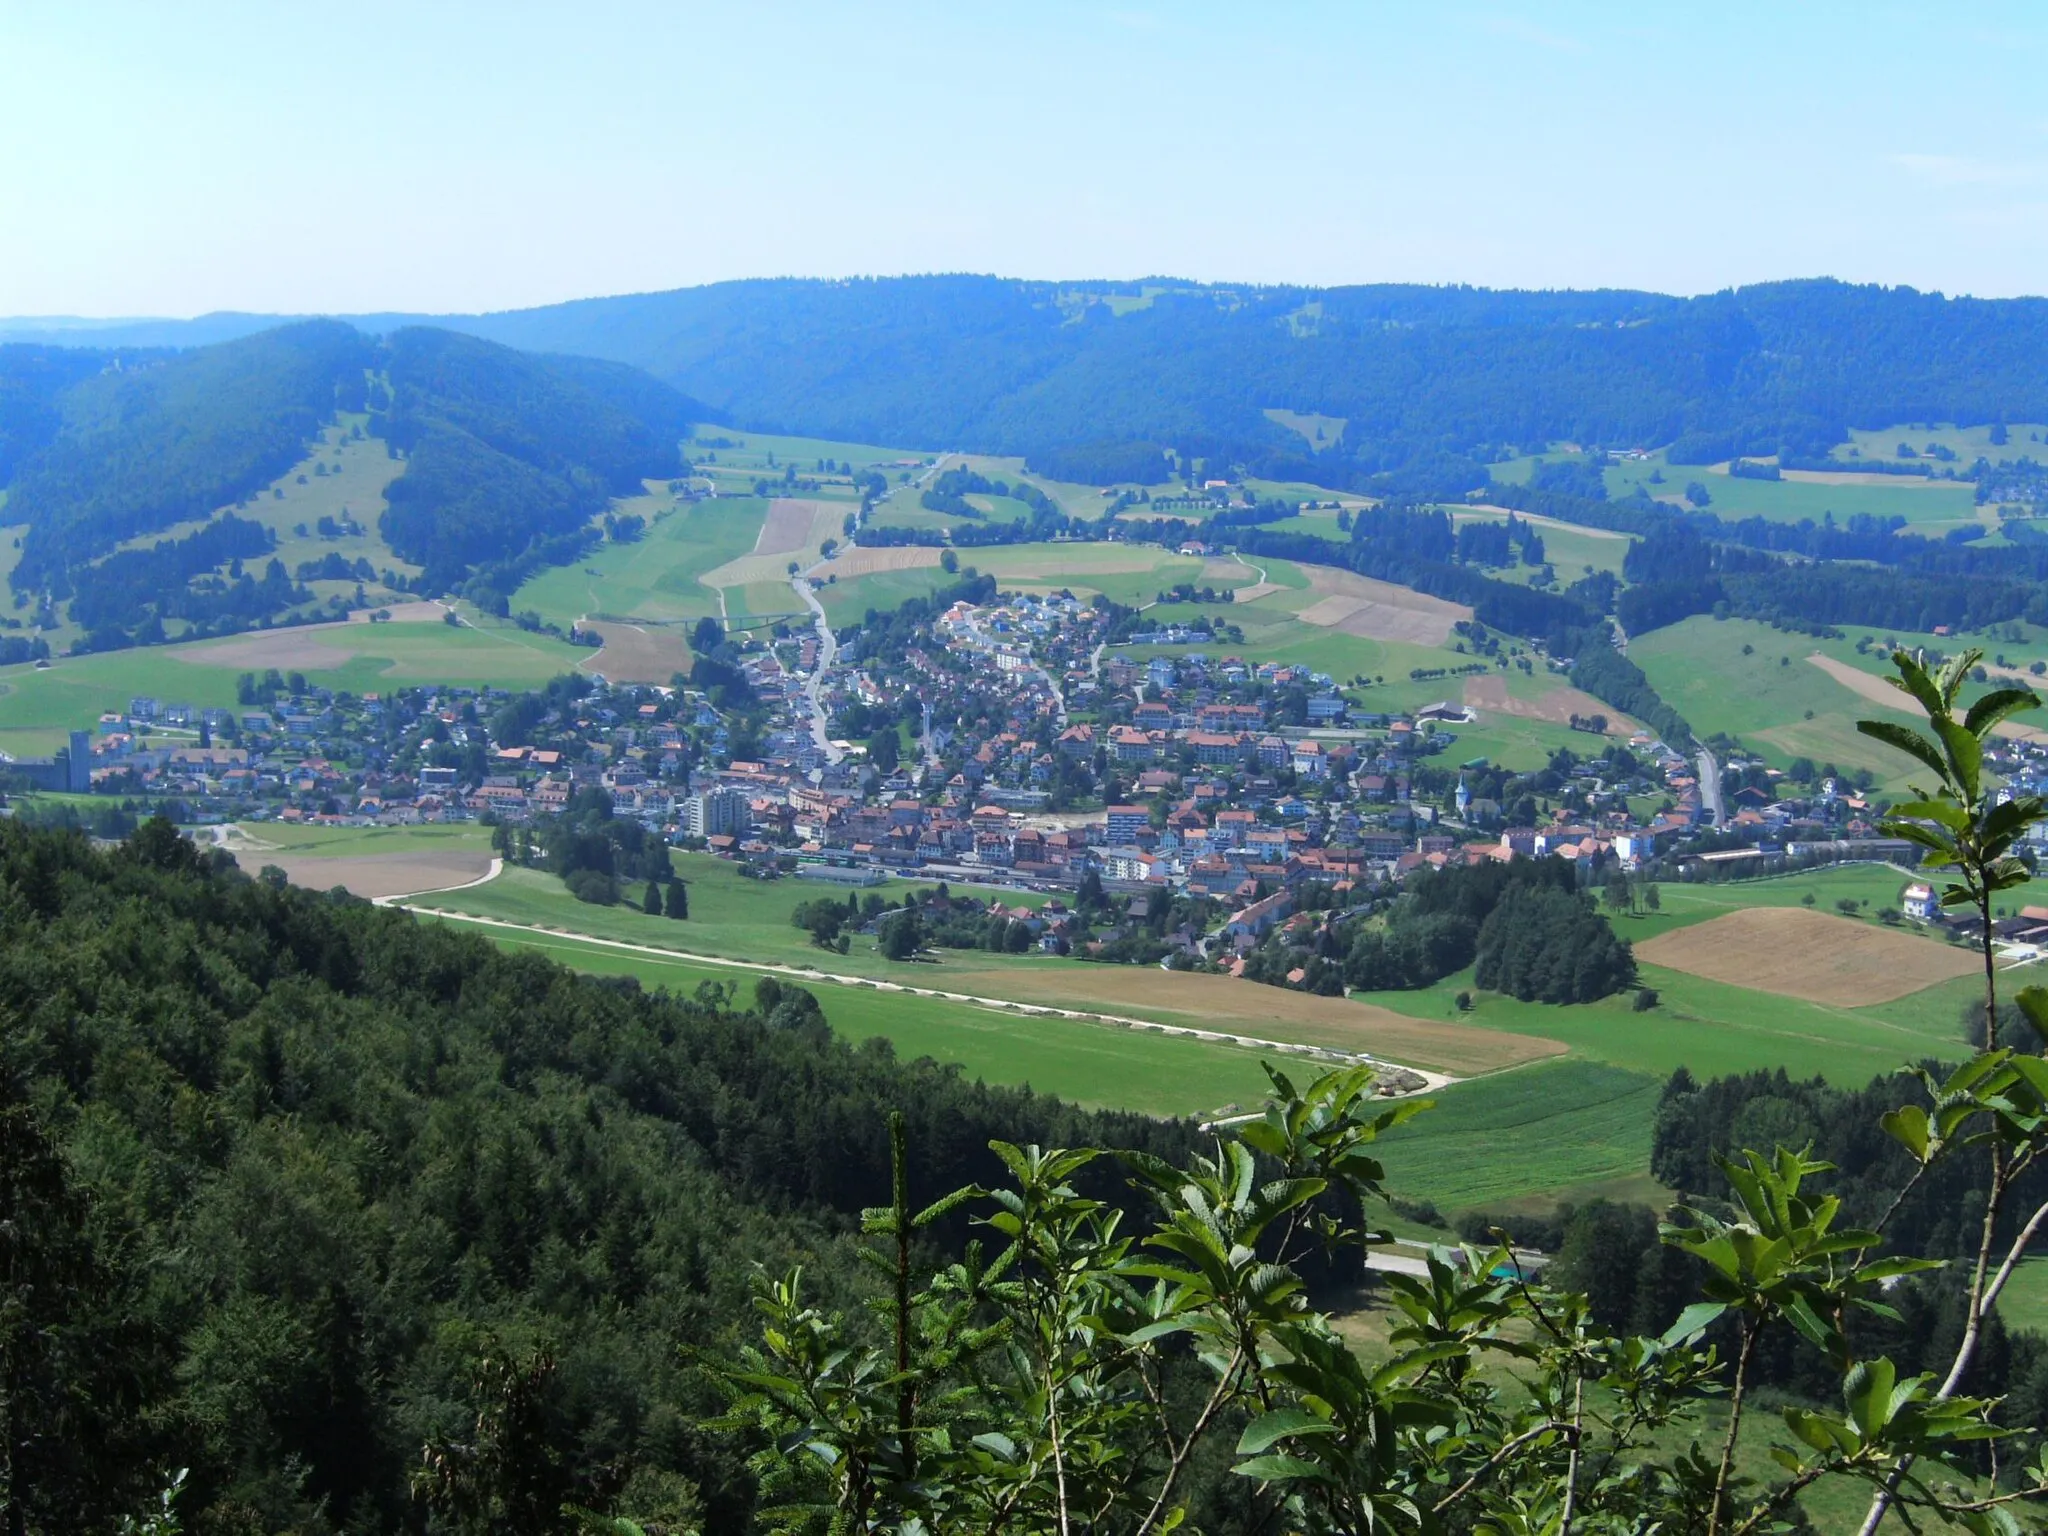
left=29, top=581, right=2048, bottom=962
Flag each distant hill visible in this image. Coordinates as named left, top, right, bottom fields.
left=0, top=323, right=709, bottom=639
left=10, top=277, right=2048, bottom=487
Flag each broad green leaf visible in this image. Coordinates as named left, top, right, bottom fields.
left=1661, top=1300, right=1727, bottom=1344
left=1237, top=1408, right=1335, bottom=1454
left=1232, top=1453, right=1327, bottom=1483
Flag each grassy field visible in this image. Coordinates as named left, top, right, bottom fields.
left=1633, top=614, right=2048, bottom=789
left=457, top=925, right=1279, bottom=1120
left=1355, top=944, right=1980, bottom=1087
left=358, top=845, right=2032, bottom=1216
left=226, top=820, right=494, bottom=858
left=1838, top=421, right=2048, bottom=468
left=514, top=495, right=771, bottom=637
left=1490, top=449, right=1980, bottom=531
left=1372, top=1059, right=1660, bottom=1208
left=0, top=619, right=589, bottom=756
left=421, top=861, right=1551, bottom=1076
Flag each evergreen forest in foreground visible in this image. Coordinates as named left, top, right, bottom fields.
left=10, top=649, right=2048, bottom=1533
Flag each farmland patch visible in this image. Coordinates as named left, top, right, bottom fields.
left=1634, top=906, right=1977, bottom=1007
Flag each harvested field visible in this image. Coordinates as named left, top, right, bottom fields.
left=978, top=545, right=1181, bottom=579
left=347, top=600, right=448, bottom=624
left=178, top=623, right=361, bottom=671
left=1199, top=557, right=1255, bottom=584
left=1634, top=906, right=1977, bottom=1006
left=701, top=498, right=845, bottom=588
left=949, top=965, right=1563, bottom=1076
left=1807, top=654, right=2048, bottom=743
left=1231, top=583, right=1283, bottom=603
left=1782, top=469, right=1958, bottom=489
left=1295, top=564, right=1469, bottom=645
left=582, top=620, right=691, bottom=684
left=816, top=545, right=943, bottom=578
left=1463, top=675, right=1637, bottom=734
left=1462, top=505, right=1628, bottom=539
left=255, top=850, right=496, bottom=901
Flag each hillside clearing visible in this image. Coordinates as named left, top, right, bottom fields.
left=1295, top=565, right=1469, bottom=645
left=1807, top=652, right=2048, bottom=743
left=1463, top=673, right=1636, bottom=734
left=582, top=620, right=691, bottom=683
left=1634, top=906, right=1977, bottom=1006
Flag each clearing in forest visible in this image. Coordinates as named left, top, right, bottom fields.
left=1633, top=906, right=1977, bottom=1007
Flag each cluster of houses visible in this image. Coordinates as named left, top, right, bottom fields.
left=40, top=581, right=2048, bottom=974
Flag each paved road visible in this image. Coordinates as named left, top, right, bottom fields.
left=791, top=576, right=843, bottom=764
left=1696, top=746, right=1725, bottom=826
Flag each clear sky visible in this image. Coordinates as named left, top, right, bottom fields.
left=5, top=1, right=2048, bottom=317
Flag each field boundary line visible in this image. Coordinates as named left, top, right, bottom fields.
left=387, top=900, right=1455, bottom=1093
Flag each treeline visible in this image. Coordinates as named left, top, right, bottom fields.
left=6, top=320, right=371, bottom=592
left=0, top=322, right=704, bottom=627
left=65, top=512, right=291, bottom=640
left=377, top=276, right=2048, bottom=493
left=379, top=328, right=688, bottom=594
left=1504, top=477, right=2048, bottom=636
left=1340, top=857, right=1635, bottom=1003
left=0, top=817, right=1207, bottom=1531
left=1230, top=509, right=1592, bottom=641
left=1024, top=439, right=1173, bottom=485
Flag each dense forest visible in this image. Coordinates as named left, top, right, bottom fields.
left=14, top=279, right=2048, bottom=484
left=0, top=818, right=1203, bottom=1532
left=0, top=324, right=705, bottom=639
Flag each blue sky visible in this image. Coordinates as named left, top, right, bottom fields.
left=5, top=2, right=2048, bottom=316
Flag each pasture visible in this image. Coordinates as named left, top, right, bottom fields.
left=461, top=926, right=1282, bottom=1120
left=1491, top=448, right=1980, bottom=530
left=417, top=860, right=1560, bottom=1077
left=1633, top=614, right=2048, bottom=788
left=0, top=618, right=589, bottom=756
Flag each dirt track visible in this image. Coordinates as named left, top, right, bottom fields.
left=1294, top=565, right=1469, bottom=646
left=1635, top=906, right=1976, bottom=1006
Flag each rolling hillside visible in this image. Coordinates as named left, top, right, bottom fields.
left=13, top=278, right=2048, bottom=480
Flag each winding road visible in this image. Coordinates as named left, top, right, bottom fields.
left=386, top=896, right=1456, bottom=1094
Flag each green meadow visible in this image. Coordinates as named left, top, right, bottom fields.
left=0, top=619, right=589, bottom=756
left=1490, top=448, right=1979, bottom=529
left=1633, top=613, right=2048, bottom=789
left=514, top=495, right=771, bottom=633
left=459, top=925, right=1278, bottom=1121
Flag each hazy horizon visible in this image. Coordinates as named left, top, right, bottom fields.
left=10, top=2, right=2048, bottom=317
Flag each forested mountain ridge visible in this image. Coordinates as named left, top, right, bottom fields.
left=10, top=277, right=2048, bottom=478
left=0, top=818, right=1201, bottom=1531
left=0, top=323, right=708, bottom=623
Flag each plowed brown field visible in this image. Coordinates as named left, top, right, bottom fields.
left=1635, top=906, right=1977, bottom=1006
